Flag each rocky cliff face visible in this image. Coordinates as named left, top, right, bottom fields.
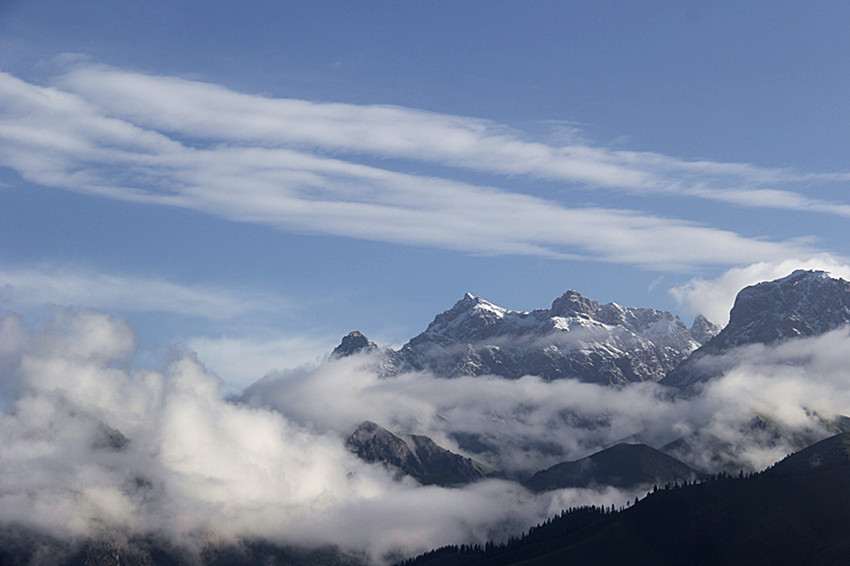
left=703, top=270, right=850, bottom=347
left=663, top=270, right=850, bottom=387
left=689, top=314, right=721, bottom=345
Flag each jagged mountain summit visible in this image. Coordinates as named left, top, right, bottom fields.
left=398, top=291, right=706, bottom=386
left=332, top=330, right=379, bottom=358
left=333, top=270, right=850, bottom=389
left=688, top=314, right=721, bottom=345
left=663, top=270, right=850, bottom=387
left=337, top=290, right=714, bottom=386
left=345, top=421, right=492, bottom=486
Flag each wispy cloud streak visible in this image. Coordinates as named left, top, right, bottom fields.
left=0, top=266, right=286, bottom=320
left=58, top=65, right=850, bottom=208
left=1, top=64, right=846, bottom=268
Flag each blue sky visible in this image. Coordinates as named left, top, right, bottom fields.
left=2, top=1, right=850, bottom=389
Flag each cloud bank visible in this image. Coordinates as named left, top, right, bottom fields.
left=1, top=307, right=848, bottom=563
left=0, top=310, right=598, bottom=563
left=1, top=63, right=847, bottom=269
left=0, top=266, right=342, bottom=393
left=244, top=332, right=847, bottom=476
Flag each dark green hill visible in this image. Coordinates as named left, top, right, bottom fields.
left=523, top=443, right=705, bottom=492
left=766, top=431, right=850, bottom=477
left=402, top=432, right=850, bottom=566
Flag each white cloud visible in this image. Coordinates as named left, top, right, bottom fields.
left=243, top=327, right=850, bottom=477
left=0, top=66, right=844, bottom=270
left=186, top=334, right=334, bottom=391
left=56, top=65, right=850, bottom=200
left=0, top=265, right=287, bottom=319
left=669, top=257, right=850, bottom=325
left=0, top=309, right=610, bottom=563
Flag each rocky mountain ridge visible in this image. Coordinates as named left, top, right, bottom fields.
left=338, top=290, right=718, bottom=386
left=396, top=291, right=707, bottom=386
left=663, top=269, right=850, bottom=387
left=337, top=270, right=850, bottom=389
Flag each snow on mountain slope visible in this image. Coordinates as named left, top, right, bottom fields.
left=386, top=290, right=707, bottom=386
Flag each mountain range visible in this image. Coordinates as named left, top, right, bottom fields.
left=340, top=269, right=848, bottom=389
left=336, top=269, right=850, bottom=484
left=337, top=290, right=718, bottom=386
left=344, top=422, right=706, bottom=492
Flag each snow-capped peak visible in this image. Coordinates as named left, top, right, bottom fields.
left=397, top=288, right=697, bottom=386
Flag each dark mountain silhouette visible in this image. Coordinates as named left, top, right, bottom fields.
left=332, top=330, right=379, bottom=358
left=765, top=429, right=850, bottom=477
left=400, top=432, right=850, bottom=566
left=523, top=443, right=705, bottom=492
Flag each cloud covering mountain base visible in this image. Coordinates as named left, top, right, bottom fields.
left=0, top=308, right=848, bottom=563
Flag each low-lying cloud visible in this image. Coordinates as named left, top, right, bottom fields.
left=245, top=329, right=848, bottom=476
left=1, top=307, right=848, bottom=562
left=0, top=310, right=621, bottom=563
